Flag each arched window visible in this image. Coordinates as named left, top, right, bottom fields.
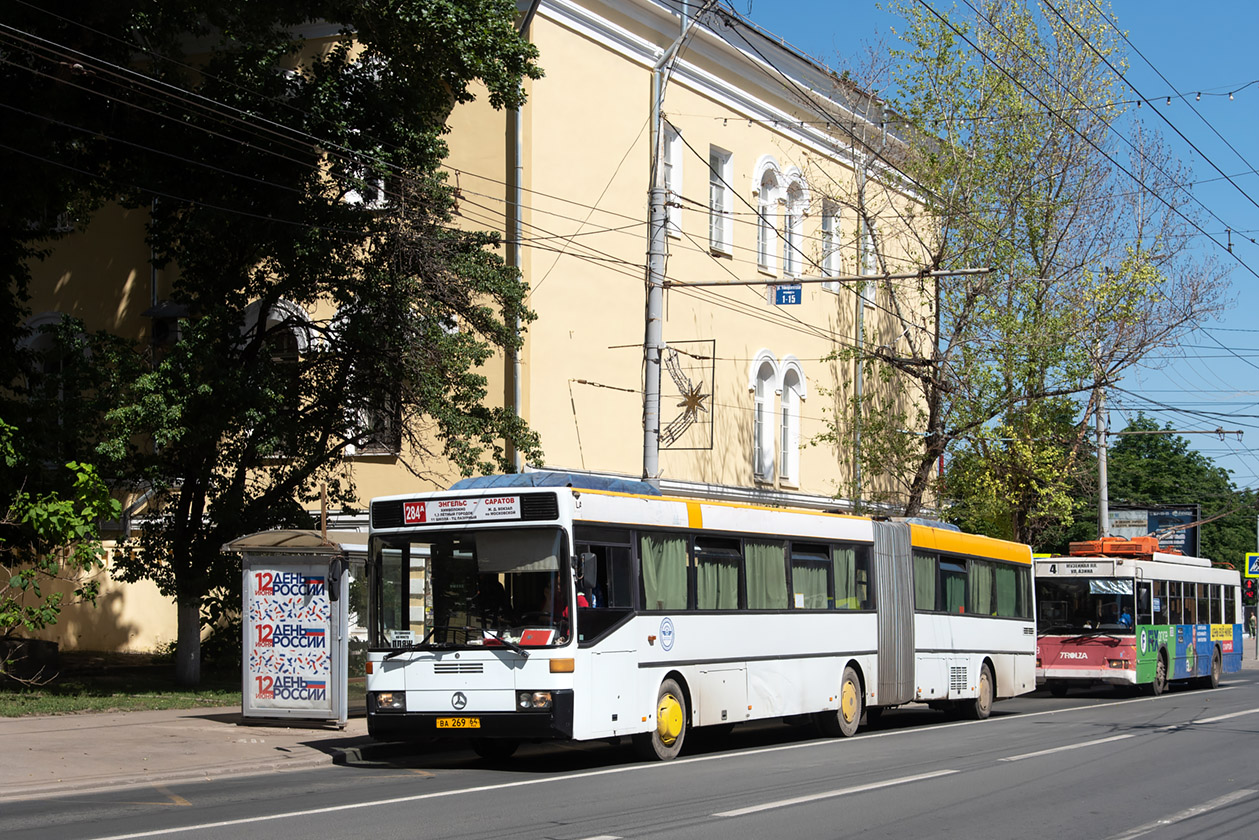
left=779, top=360, right=806, bottom=484
left=784, top=183, right=804, bottom=278
left=750, top=352, right=779, bottom=482
left=241, top=299, right=313, bottom=360
left=756, top=168, right=778, bottom=273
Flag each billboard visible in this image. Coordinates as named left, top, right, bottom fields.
left=1108, top=505, right=1200, bottom=557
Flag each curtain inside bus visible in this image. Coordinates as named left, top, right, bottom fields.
left=913, top=553, right=936, bottom=611
left=792, top=544, right=830, bottom=609
left=641, top=533, right=687, bottom=610
left=696, top=539, right=740, bottom=610
left=745, top=540, right=787, bottom=609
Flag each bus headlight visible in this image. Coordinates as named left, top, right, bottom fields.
left=374, top=691, right=406, bottom=711
left=517, top=691, right=553, bottom=710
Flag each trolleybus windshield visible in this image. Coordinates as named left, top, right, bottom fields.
left=1036, top=577, right=1135, bottom=634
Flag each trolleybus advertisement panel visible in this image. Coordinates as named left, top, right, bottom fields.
left=245, top=564, right=333, bottom=713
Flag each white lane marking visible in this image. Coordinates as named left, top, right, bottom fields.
left=999, top=733, right=1136, bottom=762
left=576, top=836, right=621, bottom=840
left=1105, top=789, right=1255, bottom=840
left=1193, top=707, right=1259, bottom=725
left=81, top=684, right=1248, bottom=839
left=712, top=769, right=957, bottom=817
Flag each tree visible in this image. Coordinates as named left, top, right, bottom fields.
left=2, top=2, right=544, bottom=684
left=1, top=419, right=121, bottom=679
left=813, top=0, right=1225, bottom=532
left=1107, top=414, right=1254, bottom=569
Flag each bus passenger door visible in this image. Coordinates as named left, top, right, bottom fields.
left=873, top=522, right=915, bottom=706
left=575, top=542, right=636, bottom=739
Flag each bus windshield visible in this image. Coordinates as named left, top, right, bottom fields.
left=1036, top=578, right=1135, bottom=634
left=370, top=527, right=573, bottom=649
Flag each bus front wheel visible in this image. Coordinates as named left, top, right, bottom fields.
left=633, top=678, right=688, bottom=761
left=816, top=665, right=863, bottom=737
left=964, top=663, right=994, bottom=720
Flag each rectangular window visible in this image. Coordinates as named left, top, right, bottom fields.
left=744, top=539, right=788, bottom=609
left=913, top=552, right=937, bottom=612
left=784, top=213, right=799, bottom=277
left=1226, top=586, right=1238, bottom=625
left=695, top=536, right=741, bottom=610
left=663, top=126, right=681, bottom=237
left=940, top=560, right=967, bottom=613
left=1137, top=581, right=1152, bottom=624
left=1168, top=581, right=1182, bottom=624
left=791, top=542, right=831, bottom=609
left=709, top=147, right=733, bottom=254
left=859, top=221, right=877, bottom=307
left=640, top=532, right=688, bottom=611
left=1210, top=584, right=1222, bottom=624
left=756, top=202, right=774, bottom=272
left=834, top=544, right=872, bottom=610
left=1152, top=580, right=1169, bottom=624
left=779, top=404, right=790, bottom=481
left=970, top=560, right=1030, bottom=618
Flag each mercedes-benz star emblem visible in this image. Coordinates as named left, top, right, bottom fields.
left=451, top=691, right=468, bottom=710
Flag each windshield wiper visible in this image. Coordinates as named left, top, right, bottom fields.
left=481, top=627, right=529, bottom=659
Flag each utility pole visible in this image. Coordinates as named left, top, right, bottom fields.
left=643, top=2, right=702, bottom=487
left=1097, top=384, right=1108, bottom=539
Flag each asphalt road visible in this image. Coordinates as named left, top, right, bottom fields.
left=6, top=676, right=1259, bottom=840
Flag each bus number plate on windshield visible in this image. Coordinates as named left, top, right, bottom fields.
left=436, top=717, right=480, bottom=729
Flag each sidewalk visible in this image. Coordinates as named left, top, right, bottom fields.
left=0, top=706, right=385, bottom=803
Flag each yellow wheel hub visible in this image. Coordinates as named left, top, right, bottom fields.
left=656, top=693, right=684, bottom=745
left=841, top=679, right=859, bottom=723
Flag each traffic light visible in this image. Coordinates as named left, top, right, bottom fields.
left=1244, top=578, right=1256, bottom=604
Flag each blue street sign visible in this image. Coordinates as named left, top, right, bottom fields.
left=774, top=284, right=802, bottom=305
left=1246, top=553, right=1259, bottom=578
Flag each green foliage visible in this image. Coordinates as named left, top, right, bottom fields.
left=0, top=420, right=121, bottom=656
left=1107, top=414, right=1255, bottom=569
left=832, top=0, right=1223, bottom=531
left=2, top=1, right=544, bottom=683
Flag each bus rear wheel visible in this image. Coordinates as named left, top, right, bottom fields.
left=1148, top=652, right=1168, bottom=696
left=964, top=663, right=994, bottom=720
left=815, top=665, right=862, bottom=737
left=1202, top=647, right=1222, bottom=690
left=633, top=678, right=687, bottom=761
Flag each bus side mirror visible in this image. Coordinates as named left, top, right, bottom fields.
left=577, top=552, right=596, bottom=580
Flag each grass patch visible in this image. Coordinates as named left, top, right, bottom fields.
left=0, top=652, right=241, bottom=717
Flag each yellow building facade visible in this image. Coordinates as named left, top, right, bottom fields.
left=20, top=0, right=931, bottom=652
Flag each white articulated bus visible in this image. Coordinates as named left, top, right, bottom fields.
left=365, top=473, right=1036, bottom=760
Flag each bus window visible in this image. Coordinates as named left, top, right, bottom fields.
left=790, top=542, right=831, bottom=609
left=1168, top=581, right=1182, bottom=625
left=972, top=560, right=1031, bottom=618
left=574, top=543, right=633, bottom=609
left=1183, top=583, right=1198, bottom=625
left=1137, top=581, right=1152, bottom=624
left=640, top=532, right=688, bottom=611
left=1225, top=586, right=1237, bottom=625
left=913, top=552, right=937, bottom=611
left=744, top=539, right=788, bottom=609
left=695, top=536, right=741, bottom=610
left=1210, top=584, right=1222, bottom=624
left=834, top=544, right=872, bottom=610
left=1152, top=580, right=1168, bottom=624
left=940, top=560, right=967, bottom=613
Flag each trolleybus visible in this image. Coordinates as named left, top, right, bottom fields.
left=365, top=472, right=1036, bottom=760
left=1035, top=536, right=1242, bottom=696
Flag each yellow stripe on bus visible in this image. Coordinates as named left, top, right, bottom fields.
left=910, top=524, right=1031, bottom=565
left=687, top=501, right=703, bottom=530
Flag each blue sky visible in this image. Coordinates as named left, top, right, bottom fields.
left=740, top=1, right=1259, bottom=489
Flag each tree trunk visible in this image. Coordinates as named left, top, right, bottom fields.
left=174, top=600, right=201, bottom=687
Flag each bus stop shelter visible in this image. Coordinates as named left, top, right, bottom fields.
left=223, top=530, right=368, bottom=728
